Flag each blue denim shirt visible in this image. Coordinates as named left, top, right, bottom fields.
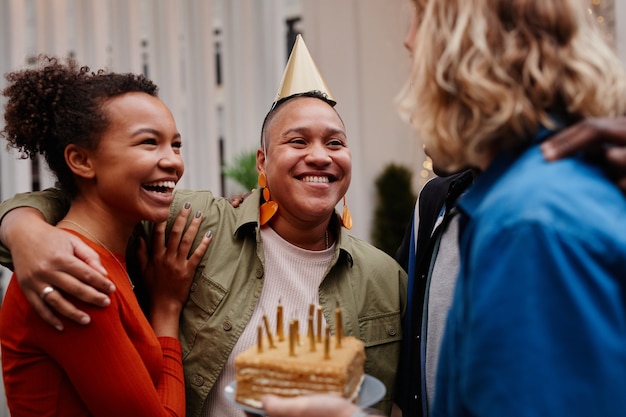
left=433, top=129, right=626, bottom=416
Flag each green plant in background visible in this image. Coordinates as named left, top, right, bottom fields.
left=371, top=163, right=417, bottom=257
left=222, top=149, right=259, bottom=192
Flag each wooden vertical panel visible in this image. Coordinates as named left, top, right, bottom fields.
left=92, top=0, right=113, bottom=69
left=109, top=0, right=132, bottom=72
left=1, top=0, right=33, bottom=198
left=177, top=0, right=221, bottom=192
left=218, top=0, right=289, bottom=197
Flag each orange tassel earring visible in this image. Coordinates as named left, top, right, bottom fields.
left=341, top=196, right=352, bottom=230
left=258, top=172, right=278, bottom=225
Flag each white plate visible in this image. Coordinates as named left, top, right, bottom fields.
left=224, top=374, right=386, bottom=416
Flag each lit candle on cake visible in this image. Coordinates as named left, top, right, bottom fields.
left=308, top=315, right=316, bottom=352
left=277, top=301, right=284, bottom=342
left=263, top=314, right=275, bottom=348
left=307, top=313, right=313, bottom=339
left=316, top=305, right=323, bottom=343
left=257, top=325, right=263, bottom=353
left=294, top=318, right=301, bottom=345
left=335, top=301, right=343, bottom=348
left=289, top=319, right=297, bottom=356
left=324, top=325, right=331, bottom=359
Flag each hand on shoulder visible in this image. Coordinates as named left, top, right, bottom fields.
left=541, top=117, right=626, bottom=192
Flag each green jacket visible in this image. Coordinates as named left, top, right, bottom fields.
left=0, top=188, right=407, bottom=416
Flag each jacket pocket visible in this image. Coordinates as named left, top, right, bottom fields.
left=180, top=274, right=227, bottom=355
left=187, top=274, right=227, bottom=315
left=359, top=310, right=402, bottom=346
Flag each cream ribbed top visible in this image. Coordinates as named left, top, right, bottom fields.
left=203, top=225, right=334, bottom=417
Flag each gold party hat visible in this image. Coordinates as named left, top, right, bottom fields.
left=273, top=34, right=336, bottom=106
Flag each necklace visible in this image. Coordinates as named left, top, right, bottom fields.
left=58, top=219, right=135, bottom=289
left=325, top=230, right=329, bottom=250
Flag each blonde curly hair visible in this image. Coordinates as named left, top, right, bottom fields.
left=399, top=0, right=626, bottom=172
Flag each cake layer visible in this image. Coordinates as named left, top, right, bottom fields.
left=235, top=372, right=364, bottom=408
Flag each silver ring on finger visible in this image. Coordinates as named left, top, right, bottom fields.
left=40, top=286, right=55, bottom=301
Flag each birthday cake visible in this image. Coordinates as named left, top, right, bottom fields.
left=234, top=307, right=366, bottom=408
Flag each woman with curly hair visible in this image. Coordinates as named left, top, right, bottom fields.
left=0, top=56, right=211, bottom=416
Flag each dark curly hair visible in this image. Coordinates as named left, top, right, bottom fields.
left=1, top=55, right=159, bottom=196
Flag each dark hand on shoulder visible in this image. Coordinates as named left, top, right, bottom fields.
left=227, top=190, right=253, bottom=208
left=541, top=117, right=626, bottom=192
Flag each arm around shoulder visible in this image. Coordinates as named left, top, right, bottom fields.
left=0, top=188, right=71, bottom=264
left=0, top=188, right=113, bottom=330
left=0, top=188, right=70, bottom=225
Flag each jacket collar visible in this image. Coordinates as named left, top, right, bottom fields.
left=233, top=188, right=354, bottom=267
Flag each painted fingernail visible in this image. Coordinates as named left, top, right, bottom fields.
left=195, top=210, right=202, bottom=218
left=206, top=230, right=213, bottom=238
left=184, top=202, right=191, bottom=209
